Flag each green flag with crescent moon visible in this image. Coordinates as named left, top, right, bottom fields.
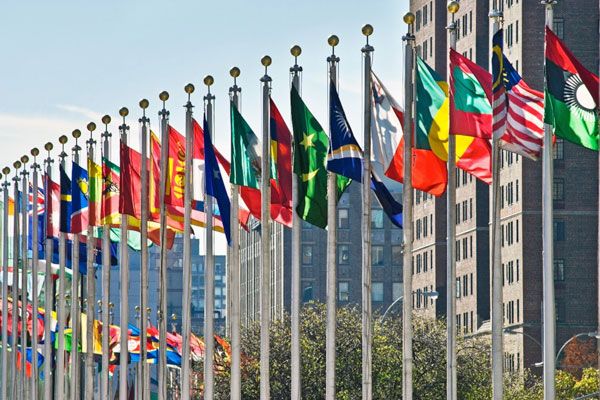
left=290, top=86, right=350, bottom=229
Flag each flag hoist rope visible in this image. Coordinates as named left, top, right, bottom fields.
left=20, top=156, right=29, bottom=400
left=119, top=108, right=130, bottom=400
left=71, top=129, right=82, bottom=400
left=31, top=149, right=41, bottom=400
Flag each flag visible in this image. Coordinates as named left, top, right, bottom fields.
left=291, top=86, right=347, bottom=229
left=101, top=158, right=120, bottom=226
left=449, top=49, right=493, bottom=139
left=544, top=26, right=599, bottom=151
left=45, top=176, right=60, bottom=238
left=372, top=70, right=448, bottom=196
left=71, top=162, right=89, bottom=234
left=492, top=30, right=544, bottom=160
left=269, top=99, right=293, bottom=227
left=416, top=58, right=492, bottom=184
left=119, top=142, right=143, bottom=219
left=88, top=158, right=102, bottom=226
left=327, top=81, right=403, bottom=228
left=204, top=116, right=231, bottom=244
left=230, top=102, right=262, bottom=189
left=59, top=165, right=71, bottom=233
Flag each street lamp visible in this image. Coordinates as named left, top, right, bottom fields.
left=381, top=290, right=439, bottom=322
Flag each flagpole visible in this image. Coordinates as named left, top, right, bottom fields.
left=361, top=24, right=374, bottom=400
left=100, top=115, right=112, bottom=400
left=401, top=14, right=415, bottom=400
left=118, top=107, right=131, bottom=400
left=597, top=0, right=600, bottom=388
left=289, top=44, right=303, bottom=400
left=228, top=67, right=242, bottom=400
left=157, top=90, right=170, bottom=400
left=138, top=99, right=151, bottom=400
left=181, top=82, right=195, bottom=400
left=446, top=4, right=459, bottom=400
left=10, top=160, right=20, bottom=400
left=57, top=135, right=69, bottom=400
left=489, top=8, right=504, bottom=400
left=71, top=128, right=83, bottom=400
left=203, top=75, right=216, bottom=400
left=259, top=56, right=272, bottom=400
left=31, top=148, right=41, bottom=400
left=541, top=2, right=557, bottom=399
left=19, top=154, right=30, bottom=400
left=325, top=35, right=340, bottom=400
left=0, top=167, right=9, bottom=400
left=43, top=144, right=54, bottom=400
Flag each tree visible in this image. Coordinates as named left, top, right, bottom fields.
left=561, top=337, right=598, bottom=379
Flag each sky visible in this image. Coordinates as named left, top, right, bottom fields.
left=0, top=0, right=410, bottom=253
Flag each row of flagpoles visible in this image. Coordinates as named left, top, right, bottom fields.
left=1, top=1, right=599, bottom=399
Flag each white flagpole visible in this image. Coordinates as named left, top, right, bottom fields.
left=100, top=115, right=113, bottom=400
left=0, top=168, right=9, bottom=400
left=56, top=135, right=69, bottom=400
left=31, top=148, right=41, bottom=400
left=157, top=91, right=170, bottom=400
left=138, top=99, right=151, bottom=400
left=228, top=67, right=242, bottom=400
left=43, top=144, right=54, bottom=400
left=203, top=76, right=216, bottom=400
left=289, top=44, right=303, bottom=400
left=325, top=35, right=340, bottom=400
left=489, top=8, right=504, bottom=400
left=70, top=128, right=83, bottom=400
left=118, top=107, right=131, bottom=400
left=401, top=14, right=415, bottom=400
left=259, top=56, right=272, bottom=400
left=361, top=24, right=374, bottom=400
left=541, top=2, right=557, bottom=399
left=446, top=4, right=459, bottom=400
left=19, top=155, right=29, bottom=400
left=597, top=0, right=600, bottom=388
left=10, top=162, right=20, bottom=400
left=181, top=82, right=195, bottom=400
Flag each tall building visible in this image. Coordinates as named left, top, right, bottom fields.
left=237, top=178, right=405, bottom=326
left=409, top=0, right=599, bottom=372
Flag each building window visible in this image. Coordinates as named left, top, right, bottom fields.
left=302, top=245, right=313, bottom=264
left=392, top=282, right=402, bottom=300
left=371, top=209, right=384, bottom=229
left=302, top=281, right=313, bottom=302
left=470, top=235, right=473, bottom=258
left=469, top=11, right=473, bottom=33
left=554, top=220, right=565, bottom=241
left=338, top=244, right=350, bottom=265
left=423, top=5, right=428, bottom=26
left=416, top=219, right=421, bottom=240
left=554, top=17, right=565, bottom=40
left=463, top=275, right=468, bottom=297
left=515, top=20, right=519, bottom=43
left=423, top=216, right=428, bottom=238
left=372, top=282, right=384, bottom=302
left=429, top=37, right=433, bottom=57
left=462, top=14, right=467, bottom=37
left=456, top=278, right=461, bottom=298
left=553, top=138, right=564, bottom=160
left=302, top=219, right=313, bottom=229
left=372, top=246, right=384, bottom=266
left=416, top=10, right=421, bottom=31
left=430, top=213, right=433, bottom=235
left=554, top=259, right=565, bottom=281
left=553, top=178, right=564, bottom=202
left=339, top=282, right=350, bottom=301
left=338, top=208, right=349, bottom=229
left=516, top=180, right=519, bottom=203
left=392, top=245, right=402, bottom=266
left=456, top=240, right=460, bottom=261
left=456, top=204, right=460, bottom=225
left=470, top=273, right=473, bottom=295
left=423, top=251, right=428, bottom=272
left=416, top=254, right=422, bottom=274
left=423, top=40, right=428, bottom=61
left=462, top=200, right=468, bottom=222
left=462, top=238, right=468, bottom=260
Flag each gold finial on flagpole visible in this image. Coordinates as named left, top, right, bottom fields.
left=159, top=91, right=169, bottom=102
left=327, top=35, right=339, bottom=48
left=102, top=115, right=111, bottom=125
left=447, top=1, right=460, bottom=14
left=139, top=99, right=149, bottom=110
left=2, top=167, right=9, bottom=176
left=72, top=129, right=81, bottom=139
left=13, top=160, right=21, bottom=170
left=403, top=12, right=415, bottom=25
left=31, top=148, right=39, bottom=157
left=87, top=123, right=96, bottom=132
left=119, top=107, right=129, bottom=117
left=20, top=155, right=29, bottom=165
left=290, top=45, right=302, bottom=57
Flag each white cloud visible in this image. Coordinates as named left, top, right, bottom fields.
left=56, top=104, right=103, bottom=121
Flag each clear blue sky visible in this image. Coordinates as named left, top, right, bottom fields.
left=0, top=0, right=409, bottom=252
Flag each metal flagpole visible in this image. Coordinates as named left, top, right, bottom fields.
left=71, top=128, right=83, bottom=400
left=541, top=2, right=557, bottom=399
left=289, top=44, right=303, bottom=400
left=228, top=67, right=242, bottom=400
left=19, top=154, right=30, bottom=400
left=118, top=106, right=130, bottom=400
left=597, top=0, right=600, bottom=389
left=203, top=75, right=216, bottom=400
left=31, top=148, right=41, bottom=400
left=181, top=82, right=195, bottom=400
left=401, top=14, right=415, bottom=400
left=326, top=35, right=340, bottom=400
left=361, top=24, right=374, bottom=400
left=43, top=143, right=54, bottom=400
left=11, top=160, right=20, bottom=400
left=157, top=90, right=170, bottom=400
left=0, top=167, right=9, bottom=400
left=138, top=99, right=151, bottom=400
left=84, top=122, right=97, bottom=400
left=134, top=306, right=141, bottom=400
left=259, top=56, right=272, bottom=400
left=57, top=135, right=69, bottom=400
left=446, top=3, right=459, bottom=400
left=101, top=115, right=112, bottom=400
left=108, top=302, right=114, bottom=397
left=489, top=8, right=504, bottom=400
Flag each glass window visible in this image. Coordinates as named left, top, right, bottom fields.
left=339, top=282, right=350, bottom=301
left=302, top=245, right=313, bottom=264
left=554, top=17, right=565, bottom=39
left=392, top=282, right=403, bottom=301
left=338, top=208, right=349, bottom=229
left=554, top=220, right=565, bottom=241
left=338, top=244, right=350, bottom=265
left=553, top=138, right=564, bottom=160
left=302, top=281, right=313, bottom=302
left=372, top=246, right=384, bottom=266
left=371, top=209, right=384, bottom=229
left=554, top=259, right=565, bottom=281
left=553, top=178, right=564, bottom=201
left=302, top=219, right=313, bottom=229
left=372, top=282, right=384, bottom=302
left=392, top=245, right=402, bottom=266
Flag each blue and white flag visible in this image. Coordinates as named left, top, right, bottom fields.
left=326, top=79, right=403, bottom=228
